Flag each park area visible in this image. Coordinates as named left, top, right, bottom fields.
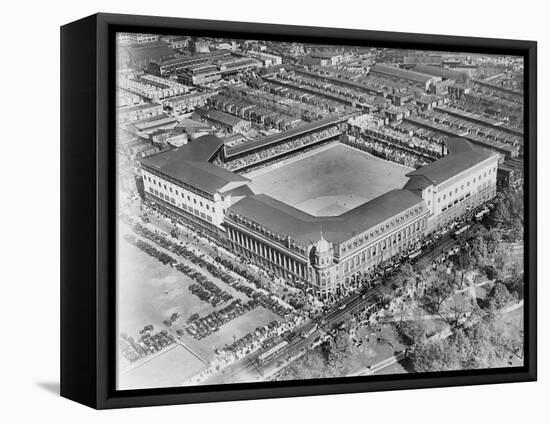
left=246, top=142, right=411, bottom=216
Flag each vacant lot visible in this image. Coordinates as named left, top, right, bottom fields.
left=246, top=143, right=411, bottom=216
left=118, top=344, right=206, bottom=390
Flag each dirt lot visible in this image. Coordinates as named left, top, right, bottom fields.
left=117, top=344, right=206, bottom=390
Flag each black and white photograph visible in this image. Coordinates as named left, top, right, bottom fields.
left=2, top=0, right=547, bottom=419
left=115, top=32, right=527, bottom=390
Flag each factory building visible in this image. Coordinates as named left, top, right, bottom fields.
left=148, top=51, right=231, bottom=76
left=369, top=63, right=442, bottom=91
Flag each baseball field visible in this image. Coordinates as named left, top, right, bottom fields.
left=246, top=143, right=412, bottom=216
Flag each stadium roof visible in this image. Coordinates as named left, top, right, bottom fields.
left=403, top=175, right=434, bottom=191
left=406, top=137, right=497, bottom=185
left=370, top=64, right=436, bottom=84
left=140, top=135, right=249, bottom=194
left=229, top=189, right=424, bottom=245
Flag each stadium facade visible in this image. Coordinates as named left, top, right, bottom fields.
left=140, top=129, right=498, bottom=296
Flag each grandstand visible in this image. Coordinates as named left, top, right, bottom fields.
left=223, top=116, right=344, bottom=159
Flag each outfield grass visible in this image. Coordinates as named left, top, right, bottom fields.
left=247, top=143, right=412, bottom=216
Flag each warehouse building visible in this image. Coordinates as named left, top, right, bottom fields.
left=148, top=51, right=231, bottom=76
left=121, top=44, right=176, bottom=70
left=369, top=63, right=442, bottom=91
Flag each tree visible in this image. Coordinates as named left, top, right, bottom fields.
left=400, top=263, right=416, bottom=282
left=484, top=229, right=502, bottom=255
left=423, top=279, right=453, bottom=314
left=465, top=318, right=508, bottom=368
left=323, top=330, right=353, bottom=371
left=510, top=217, right=523, bottom=241
left=396, top=320, right=427, bottom=346
left=409, top=339, right=459, bottom=372
left=450, top=329, right=475, bottom=368
left=503, top=274, right=524, bottom=301
left=470, top=234, right=488, bottom=265
left=453, top=250, right=473, bottom=289
left=494, top=200, right=511, bottom=223
left=487, top=281, right=518, bottom=311
left=447, top=294, right=472, bottom=329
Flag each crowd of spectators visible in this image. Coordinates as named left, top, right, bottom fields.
left=342, top=135, right=430, bottom=169
left=217, top=125, right=342, bottom=172
left=363, top=124, right=443, bottom=157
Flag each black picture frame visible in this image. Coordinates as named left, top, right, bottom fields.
left=60, top=12, right=537, bottom=409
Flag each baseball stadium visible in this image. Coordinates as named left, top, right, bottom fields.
left=140, top=116, right=499, bottom=296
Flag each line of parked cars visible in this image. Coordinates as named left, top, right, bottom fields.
left=120, top=327, right=175, bottom=363
left=185, top=299, right=258, bottom=340
left=173, top=262, right=233, bottom=306
left=124, top=234, right=174, bottom=265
